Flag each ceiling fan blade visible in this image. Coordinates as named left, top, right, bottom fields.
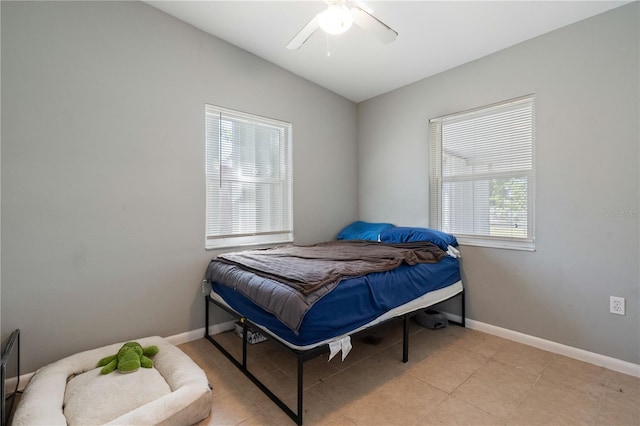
left=351, top=7, right=397, bottom=44
left=286, top=15, right=320, bottom=50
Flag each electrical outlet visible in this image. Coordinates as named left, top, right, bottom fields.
left=610, top=296, right=625, bottom=315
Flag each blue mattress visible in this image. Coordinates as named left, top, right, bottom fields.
left=212, top=255, right=461, bottom=348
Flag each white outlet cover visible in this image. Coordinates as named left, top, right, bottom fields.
left=610, top=296, right=625, bottom=315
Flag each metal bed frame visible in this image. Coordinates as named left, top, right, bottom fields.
left=205, top=289, right=464, bottom=425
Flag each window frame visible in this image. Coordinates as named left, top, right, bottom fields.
left=429, top=95, right=536, bottom=251
left=205, top=104, right=293, bottom=250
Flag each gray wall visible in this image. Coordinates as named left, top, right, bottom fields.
left=358, top=3, right=639, bottom=364
left=1, top=1, right=358, bottom=372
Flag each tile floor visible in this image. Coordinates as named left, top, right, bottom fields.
left=178, top=321, right=639, bottom=426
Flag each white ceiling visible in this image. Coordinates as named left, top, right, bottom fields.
left=146, top=1, right=629, bottom=103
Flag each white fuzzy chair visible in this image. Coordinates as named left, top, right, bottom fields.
left=12, top=336, right=211, bottom=425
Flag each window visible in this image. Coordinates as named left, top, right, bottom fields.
left=205, top=105, right=293, bottom=249
left=429, top=96, right=535, bottom=250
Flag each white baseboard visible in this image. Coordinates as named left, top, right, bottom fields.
left=4, top=376, right=27, bottom=393
left=442, top=313, right=640, bottom=378
left=164, top=320, right=236, bottom=346
left=11, top=372, right=32, bottom=392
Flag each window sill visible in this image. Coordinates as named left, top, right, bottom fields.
left=205, top=233, right=293, bottom=250
left=457, top=236, right=535, bottom=252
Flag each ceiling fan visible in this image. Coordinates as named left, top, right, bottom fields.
left=286, top=0, right=398, bottom=50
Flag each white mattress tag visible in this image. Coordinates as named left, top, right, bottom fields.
left=328, top=340, right=341, bottom=361
left=340, top=336, right=352, bottom=361
left=328, top=336, right=352, bottom=361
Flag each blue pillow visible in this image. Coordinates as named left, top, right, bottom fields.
left=379, top=227, right=458, bottom=250
left=336, top=221, right=395, bottom=241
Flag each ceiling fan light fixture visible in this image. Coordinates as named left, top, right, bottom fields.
left=318, top=3, right=353, bottom=35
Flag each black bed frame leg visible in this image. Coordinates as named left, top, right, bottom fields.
left=297, top=356, right=304, bottom=426
left=402, top=315, right=409, bottom=363
left=205, top=295, right=210, bottom=337
left=242, top=320, right=248, bottom=368
left=461, top=290, right=466, bottom=328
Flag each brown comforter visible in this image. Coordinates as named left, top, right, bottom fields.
left=216, top=240, right=445, bottom=295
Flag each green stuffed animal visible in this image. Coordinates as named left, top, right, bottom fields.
left=97, top=342, right=159, bottom=374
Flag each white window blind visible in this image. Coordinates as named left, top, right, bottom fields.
left=205, top=105, right=293, bottom=249
left=430, top=96, right=535, bottom=250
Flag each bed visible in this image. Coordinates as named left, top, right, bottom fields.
left=204, top=223, right=465, bottom=425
